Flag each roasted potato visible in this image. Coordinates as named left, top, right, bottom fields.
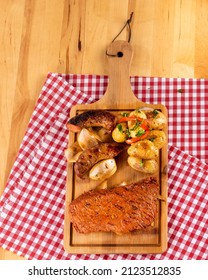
left=145, top=109, right=167, bottom=130
left=127, top=139, right=159, bottom=159
left=89, top=158, right=117, bottom=181
left=127, top=156, right=158, bottom=174
left=112, top=123, right=128, bottom=143
left=146, top=130, right=166, bottom=149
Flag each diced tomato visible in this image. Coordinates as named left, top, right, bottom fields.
left=140, top=122, right=149, bottom=131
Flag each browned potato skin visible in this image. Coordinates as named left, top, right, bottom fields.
left=146, top=130, right=166, bottom=149
left=127, top=156, right=158, bottom=174
left=112, top=123, right=127, bottom=143
left=127, top=140, right=159, bottom=160
left=145, top=110, right=167, bottom=130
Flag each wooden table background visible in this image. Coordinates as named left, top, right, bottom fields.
left=1, top=0, right=208, bottom=260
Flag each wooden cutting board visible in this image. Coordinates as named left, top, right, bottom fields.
left=64, top=40, right=168, bottom=254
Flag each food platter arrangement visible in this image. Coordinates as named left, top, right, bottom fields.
left=64, top=41, right=168, bottom=254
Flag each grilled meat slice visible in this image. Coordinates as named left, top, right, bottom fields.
left=69, top=177, right=159, bottom=234
left=67, top=110, right=117, bottom=133
left=74, top=142, right=126, bottom=178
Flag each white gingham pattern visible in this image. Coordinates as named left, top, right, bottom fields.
left=0, top=73, right=207, bottom=260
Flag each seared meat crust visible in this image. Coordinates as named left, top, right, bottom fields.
left=69, top=177, right=159, bottom=234
left=67, top=110, right=117, bottom=133
left=74, top=142, right=126, bottom=178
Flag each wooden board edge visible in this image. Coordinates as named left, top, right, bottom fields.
left=68, top=100, right=168, bottom=113
left=63, top=244, right=168, bottom=255
left=63, top=103, right=169, bottom=255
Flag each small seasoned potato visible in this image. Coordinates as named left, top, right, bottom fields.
left=112, top=123, right=128, bottom=143
left=127, top=156, right=158, bottom=174
left=64, top=142, right=82, bottom=162
left=127, top=110, right=147, bottom=138
left=78, top=128, right=99, bottom=150
left=127, top=139, right=159, bottom=159
left=128, top=109, right=147, bottom=121
left=89, top=159, right=117, bottom=181
left=147, top=130, right=166, bottom=149
left=145, top=109, right=167, bottom=130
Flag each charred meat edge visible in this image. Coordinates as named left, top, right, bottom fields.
left=67, top=110, right=117, bottom=133
left=74, top=142, right=126, bottom=178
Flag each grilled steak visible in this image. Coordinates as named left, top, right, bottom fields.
left=74, top=142, right=126, bottom=178
left=69, top=177, right=159, bottom=234
left=67, top=110, right=117, bottom=133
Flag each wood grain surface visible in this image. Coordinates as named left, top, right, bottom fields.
left=1, top=0, right=208, bottom=260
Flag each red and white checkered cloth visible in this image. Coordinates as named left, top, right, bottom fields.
left=0, top=73, right=207, bottom=260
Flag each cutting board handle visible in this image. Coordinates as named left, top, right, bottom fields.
left=99, top=40, right=139, bottom=108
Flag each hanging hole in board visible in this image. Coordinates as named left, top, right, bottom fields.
left=105, top=13, right=133, bottom=57
left=117, top=51, right=123, bottom=57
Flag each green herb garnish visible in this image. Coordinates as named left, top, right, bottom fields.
left=177, top=89, right=183, bottom=93
left=149, top=137, right=155, bottom=142
left=135, top=129, right=145, bottom=136
left=130, top=119, right=141, bottom=131
left=126, top=128, right=131, bottom=137
left=117, top=124, right=123, bottom=132
left=153, top=109, right=159, bottom=117
left=120, top=112, right=129, bottom=117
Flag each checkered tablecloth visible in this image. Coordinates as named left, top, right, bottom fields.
left=0, top=72, right=207, bottom=260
